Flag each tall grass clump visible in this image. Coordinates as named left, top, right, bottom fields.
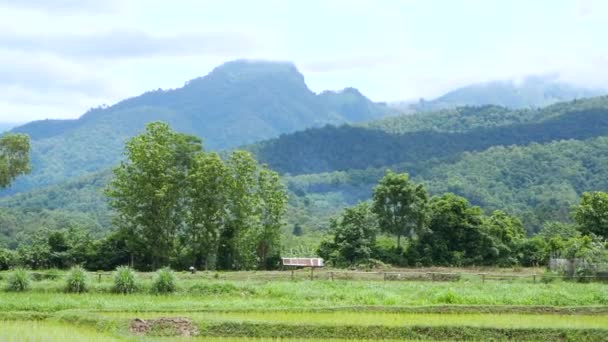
left=151, top=267, right=177, bottom=294
left=65, top=266, right=88, bottom=293
left=113, top=266, right=137, bottom=294
left=5, top=268, right=30, bottom=292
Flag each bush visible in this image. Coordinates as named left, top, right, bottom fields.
left=5, top=268, right=30, bottom=292
left=151, top=267, right=176, bottom=294
left=113, top=266, right=137, bottom=294
left=0, top=248, right=16, bottom=271
left=65, top=266, right=88, bottom=293
left=541, top=269, right=558, bottom=284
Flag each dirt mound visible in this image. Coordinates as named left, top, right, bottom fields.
left=130, top=317, right=199, bottom=336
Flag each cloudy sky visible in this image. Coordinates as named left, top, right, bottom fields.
left=1, top=0, right=607, bottom=123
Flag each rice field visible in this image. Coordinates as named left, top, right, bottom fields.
left=0, top=269, right=607, bottom=340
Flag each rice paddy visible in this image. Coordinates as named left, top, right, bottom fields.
left=0, top=269, right=606, bottom=340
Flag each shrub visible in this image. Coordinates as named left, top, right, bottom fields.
left=113, top=266, right=137, bottom=294
left=65, top=266, right=88, bottom=293
left=541, top=269, right=558, bottom=284
left=5, top=268, right=30, bottom=292
left=151, top=267, right=176, bottom=294
left=0, top=248, right=16, bottom=271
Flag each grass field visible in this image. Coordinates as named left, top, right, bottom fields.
left=0, top=269, right=606, bottom=340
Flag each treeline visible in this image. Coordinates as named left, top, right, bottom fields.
left=283, top=135, right=608, bottom=234
left=319, top=171, right=608, bottom=273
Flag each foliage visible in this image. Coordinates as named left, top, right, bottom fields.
left=409, top=193, right=499, bottom=266
left=106, top=123, right=287, bottom=271
left=151, top=267, right=177, bottom=294
left=0, top=248, right=15, bottom=270
left=573, top=191, right=608, bottom=239
left=0, top=133, right=30, bottom=189
left=318, top=202, right=378, bottom=266
left=372, top=171, right=427, bottom=247
left=64, top=266, right=88, bottom=293
left=5, top=268, right=29, bottom=292
left=112, top=266, right=137, bottom=294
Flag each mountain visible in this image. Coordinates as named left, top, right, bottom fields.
left=6, top=60, right=393, bottom=194
left=249, top=97, right=608, bottom=175
left=4, top=96, right=608, bottom=247
left=397, top=75, right=605, bottom=112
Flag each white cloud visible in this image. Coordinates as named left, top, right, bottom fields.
left=0, top=29, right=256, bottom=60
left=0, top=0, right=122, bottom=14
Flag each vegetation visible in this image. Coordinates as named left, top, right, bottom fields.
left=151, top=267, right=177, bottom=294
left=112, top=266, right=137, bottom=294
left=64, top=266, right=88, bottom=293
left=4, top=268, right=29, bottom=292
left=0, top=133, right=30, bottom=189
left=105, top=122, right=287, bottom=271
left=319, top=171, right=608, bottom=272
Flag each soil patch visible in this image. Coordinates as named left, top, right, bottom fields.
left=130, top=317, right=199, bottom=336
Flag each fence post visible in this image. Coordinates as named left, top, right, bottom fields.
left=533, top=274, right=536, bottom=283
left=330, top=271, right=334, bottom=281
left=481, top=273, right=485, bottom=284
left=98, top=273, right=102, bottom=283
left=383, top=272, right=387, bottom=281
left=291, top=269, right=294, bottom=281
left=431, top=273, right=436, bottom=282
left=310, top=267, right=314, bottom=281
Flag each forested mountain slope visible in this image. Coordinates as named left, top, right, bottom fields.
left=250, top=97, right=608, bottom=175
left=6, top=60, right=391, bottom=194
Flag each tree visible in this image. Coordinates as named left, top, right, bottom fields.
left=319, top=202, right=378, bottom=266
left=413, top=193, right=496, bottom=266
left=573, top=191, right=608, bottom=239
left=372, top=171, right=428, bottom=247
left=253, top=166, right=288, bottom=269
left=482, top=210, right=525, bottom=266
left=105, top=122, right=202, bottom=270
left=292, top=224, right=303, bottom=236
left=185, top=152, right=229, bottom=269
left=0, top=133, right=30, bottom=188
left=538, top=221, right=579, bottom=240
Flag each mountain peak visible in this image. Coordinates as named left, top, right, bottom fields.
left=202, top=59, right=305, bottom=85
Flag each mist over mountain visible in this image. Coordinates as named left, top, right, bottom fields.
left=394, top=75, right=605, bottom=113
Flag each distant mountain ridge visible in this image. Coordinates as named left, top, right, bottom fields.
left=7, top=59, right=393, bottom=194
left=393, top=75, right=605, bottom=112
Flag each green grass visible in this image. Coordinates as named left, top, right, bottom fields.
left=0, top=320, right=121, bottom=342
left=0, top=279, right=606, bottom=313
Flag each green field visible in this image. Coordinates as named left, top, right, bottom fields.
left=1, top=269, right=607, bottom=341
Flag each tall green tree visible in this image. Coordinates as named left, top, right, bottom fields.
left=106, top=122, right=202, bottom=270
left=253, top=166, right=288, bottom=269
left=0, top=133, right=30, bottom=188
left=372, top=171, right=427, bottom=247
left=185, top=152, right=229, bottom=269
left=217, top=151, right=260, bottom=270
left=573, top=191, right=608, bottom=239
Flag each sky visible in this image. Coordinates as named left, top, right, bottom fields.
left=0, top=0, right=607, bottom=123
